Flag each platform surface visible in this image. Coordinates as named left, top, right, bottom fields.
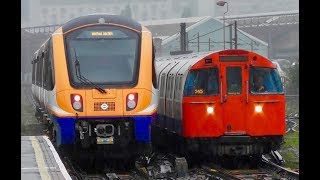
left=21, top=136, right=72, bottom=180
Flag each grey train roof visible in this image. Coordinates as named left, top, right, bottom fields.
left=156, top=51, right=215, bottom=62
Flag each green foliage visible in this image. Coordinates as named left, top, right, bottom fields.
left=281, top=131, right=299, bottom=169
left=282, top=152, right=299, bottom=169
left=283, top=131, right=299, bottom=148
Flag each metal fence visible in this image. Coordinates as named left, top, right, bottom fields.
left=285, top=95, right=299, bottom=115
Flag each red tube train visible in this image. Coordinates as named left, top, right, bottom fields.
left=152, top=49, right=285, bottom=160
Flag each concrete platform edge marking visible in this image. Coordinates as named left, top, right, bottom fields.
left=21, top=167, right=56, bottom=170
left=30, top=136, right=51, bottom=180
left=43, top=136, right=72, bottom=180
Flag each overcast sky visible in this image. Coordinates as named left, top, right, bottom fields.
left=21, top=0, right=299, bottom=27
left=214, top=0, right=298, bottom=15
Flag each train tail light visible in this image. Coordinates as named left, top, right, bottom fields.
left=71, top=94, right=83, bottom=112
left=126, top=93, right=138, bottom=111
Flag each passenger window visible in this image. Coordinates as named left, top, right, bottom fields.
left=171, top=76, right=175, bottom=99
left=166, top=76, right=170, bottom=98
left=43, top=50, right=48, bottom=88
left=32, top=59, right=36, bottom=84
left=160, top=74, right=165, bottom=97
left=174, top=76, right=179, bottom=99
left=170, top=76, right=173, bottom=98
left=152, top=44, right=157, bottom=88
left=36, top=56, right=41, bottom=86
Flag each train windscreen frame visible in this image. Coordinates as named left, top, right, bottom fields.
left=65, top=25, right=141, bottom=88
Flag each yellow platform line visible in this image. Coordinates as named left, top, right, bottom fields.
left=30, top=136, right=51, bottom=180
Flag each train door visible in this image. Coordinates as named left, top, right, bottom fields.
left=220, top=64, right=248, bottom=134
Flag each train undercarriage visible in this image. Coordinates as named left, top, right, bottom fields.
left=152, top=124, right=283, bottom=166
left=36, top=108, right=151, bottom=159
left=72, top=119, right=151, bottom=158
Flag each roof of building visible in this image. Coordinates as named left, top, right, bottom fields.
left=141, top=16, right=209, bottom=38
left=159, top=16, right=267, bottom=46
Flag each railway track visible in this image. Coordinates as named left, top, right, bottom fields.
left=261, top=155, right=299, bottom=180
left=286, top=114, right=299, bottom=133
left=60, top=150, right=299, bottom=180
left=22, top=85, right=37, bottom=110
left=23, top=86, right=299, bottom=179
left=59, top=148, right=149, bottom=180
left=194, top=158, right=299, bottom=180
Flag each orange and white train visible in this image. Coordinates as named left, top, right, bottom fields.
left=152, top=49, right=285, bottom=160
left=31, top=14, right=158, bottom=158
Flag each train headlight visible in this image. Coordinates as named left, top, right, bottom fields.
left=126, top=93, right=138, bottom=111
left=74, top=95, right=81, bottom=101
left=128, top=94, right=135, bottom=101
left=207, top=107, right=214, bottom=114
left=71, top=94, right=83, bottom=112
left=255, top=105, right=263, bottom=113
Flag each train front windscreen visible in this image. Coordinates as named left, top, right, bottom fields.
left=65, top=26, right=141, bottom=87
left=184, top=67, right=219, bottom=96
left=250, top=67, right=284, bottom=94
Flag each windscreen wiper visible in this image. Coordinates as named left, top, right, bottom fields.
left=73, top=48, right=106, bottom=94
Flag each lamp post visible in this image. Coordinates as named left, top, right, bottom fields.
left=216, top=1, right=228, bottom=50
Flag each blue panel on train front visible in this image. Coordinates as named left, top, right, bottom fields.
left=133, top=116, right=154, bottom=143
left=54, top=116, right=75, bottom=145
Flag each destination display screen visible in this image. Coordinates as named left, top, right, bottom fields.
left=74, top=28, right=129, bottom=39
left=91, top=31, right=114, bottom=36
left=219, top=56, right=248, bottom=62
